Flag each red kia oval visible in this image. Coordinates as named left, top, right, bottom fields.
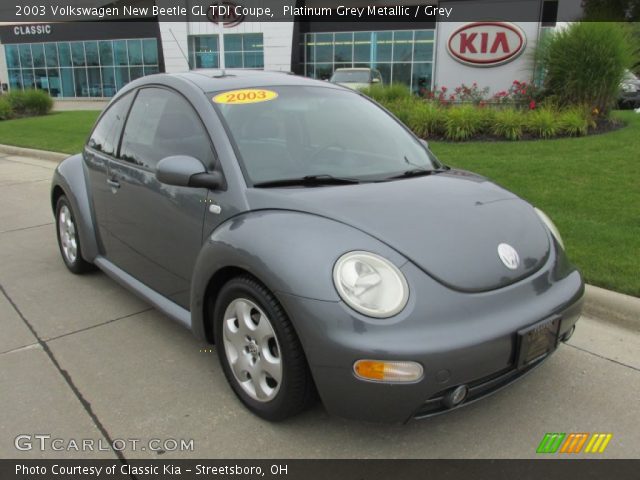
left=447, top=22, right=526, bottom=67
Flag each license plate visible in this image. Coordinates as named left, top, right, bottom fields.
left=516, top=316, right=560, bottom=370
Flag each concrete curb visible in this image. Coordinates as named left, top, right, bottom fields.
left=1, top=142, right=638, bottom=329
left=583, top=285, right=640, bottom=332
left=0, top=144, right=67, bottom=162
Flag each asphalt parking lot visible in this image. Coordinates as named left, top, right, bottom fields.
left=1, top=154, right=639, bottom=460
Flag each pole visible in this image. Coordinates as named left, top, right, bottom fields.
left=218, top=11, right=225, bottom=74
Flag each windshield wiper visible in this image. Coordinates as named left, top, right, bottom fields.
left=385, top=167, right=449, bottom=180
left=253, top=174, right=361, bottom=188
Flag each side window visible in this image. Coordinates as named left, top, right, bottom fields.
left=119, top=87, right=215, bottom=170
left=87, top=92, right=133, bottom=156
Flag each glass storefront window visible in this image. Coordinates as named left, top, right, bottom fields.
left=353, top=32, right=371, bottom=63
left=71, top=42, right=85, bottom=66
left=47, top=68, right=61, bottom=97
left=115, top=67, right=130, bottom=90
left=373, top=32, right=392, bottom=63
left=32, top=44, right=46, bottom=68
left=8, top=69, right=22, bottom=90
left=188, top=34, right=264, bottom=70
left=113, top=41, right=128, bottom=66
left=4, top=37, right=159, bottom=98
left=22, top=70, right=34, bottom=89
left=58, top=43, right=72, bottom=67
left=315, top=33, right=333, bottom=63
left=99, top=41, right=114, bottom=66
left=127, top=40, right=143, bottom=65
left=244, top=34, right=262, bottom=51
left=60, top=69, right=74, bottom=97
left=73, top=68, right=88, bottom=96
left=393, top=31, right=413, bottom=63
left=413, top=31, right=434, bottom=62
left=34, top=69, right=48, bottom=92
left=304, top=29, right=435, bottom=92
left=142, top=39, right=158, bottom=65
left=19, top=45, right=33, bottom=68
left=6, top=45, right=20, bottom=68
left=334, top=33, right=353, bottom=63
left=85, top=42, right=100, bottom=67
left=45, top=43, right=58, bottom=68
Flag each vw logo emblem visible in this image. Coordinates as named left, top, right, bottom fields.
left=497, top=243, right=520, bottom=270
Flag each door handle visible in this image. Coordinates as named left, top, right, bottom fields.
left=107, top=178, right=120, bottom=189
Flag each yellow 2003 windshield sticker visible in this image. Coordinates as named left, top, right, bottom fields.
left=213, top=89, right=278, bottom=105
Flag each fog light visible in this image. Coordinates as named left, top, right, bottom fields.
left=443, top=385, right=469, bottom=408
left=353, top=360, right=423, bottom=383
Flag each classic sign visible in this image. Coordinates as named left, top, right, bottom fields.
left=447, top=22, right=526, bottom=67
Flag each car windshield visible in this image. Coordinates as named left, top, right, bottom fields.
left=331, top=71, right=371, bottom=83
left=211, top=86, right=440, bottom=185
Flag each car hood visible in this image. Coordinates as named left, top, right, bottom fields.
left=245, top=170, right=550, bottom=292
left=334, top=82, right=370, bottom=90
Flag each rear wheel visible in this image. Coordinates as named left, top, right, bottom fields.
left=55, top=195, right=94, bottom=274
left=214, top=275, right=316, bottom=421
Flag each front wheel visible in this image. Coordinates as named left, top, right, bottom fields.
left=214, top=275, right=316, bottom=421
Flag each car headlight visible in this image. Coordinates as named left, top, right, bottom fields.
left=534, top=208, right=564, bottom=250
left=621, top=83, right=636, bottom=93
left=333, top=251, right=409, bottom=318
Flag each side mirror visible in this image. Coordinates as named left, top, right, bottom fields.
left=156, top=155, right=224, bottom=190
left=419, top=139, right=430, bottom=150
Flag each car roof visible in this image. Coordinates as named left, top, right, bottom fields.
left=165, top=69, right=343, bottom=92
left=334, top=68, right=372, bottom=72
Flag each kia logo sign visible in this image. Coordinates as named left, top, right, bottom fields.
left=207, top=1, right=245, bottom=27
left=447, top=22, right=526, bottom=67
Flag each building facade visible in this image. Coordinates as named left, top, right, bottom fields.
left=0, top=0, right=580, bottom=99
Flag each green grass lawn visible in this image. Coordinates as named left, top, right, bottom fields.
left=430, top=111, right=640, bottom=297
left=0, top=110, right=637, bottom=296
left=0, top=110, right=99, bottom=154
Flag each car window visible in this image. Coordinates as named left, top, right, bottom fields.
left=213, top=86, right=440, bottom=184
left=330, top=71, right=371, bottom=83
left=119, top=87, right=215, bottom=170
left=87, top=91, right=134, bottom=156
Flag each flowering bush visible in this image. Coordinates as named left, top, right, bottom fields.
left=491, top=80, right=541, bottom=108
left=361, top=84, right=601, bottom=141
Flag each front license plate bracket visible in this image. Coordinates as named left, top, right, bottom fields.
left=516, top=316, right=561, bottom=370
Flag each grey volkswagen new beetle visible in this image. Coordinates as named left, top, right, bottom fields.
left=51, top=70, right=584, bottom=423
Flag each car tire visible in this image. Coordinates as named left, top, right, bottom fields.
left=55, top=195, right=94, bottom=274
left=214, top=275, right=316, bottom=421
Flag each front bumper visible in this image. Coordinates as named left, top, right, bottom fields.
left=278, top=246, right=584, bottom=424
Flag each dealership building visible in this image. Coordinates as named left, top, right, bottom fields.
left=0, top=0, right=582, bottom=98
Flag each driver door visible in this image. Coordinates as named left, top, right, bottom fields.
left=104, top=87, right=223, bottom=308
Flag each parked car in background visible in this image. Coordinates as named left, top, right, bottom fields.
left=330, top=68, right=383, bottom=90
left=618, top=70, right=640, bottom=109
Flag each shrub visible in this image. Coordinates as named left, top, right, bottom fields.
left=493, top=108, right=526, bottom=140
left=360, top=84, right=412, bottom=104
left=0, top=97, right=13, bottom=120
left=6, top=89, right=53, bottom=116
left=527, top=107, right=560, bottom=138
left=406, top=101, right=446, bottom=137
left=444, top=105, right=483, bottom=141
left=535, top=22, right=638, bottom=114
left=559, top=107, right=591, bottom=136
left=384, top=98, right=414, bottom=125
